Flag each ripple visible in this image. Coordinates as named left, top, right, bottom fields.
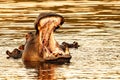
left=0, top=0, right=120, bottom=80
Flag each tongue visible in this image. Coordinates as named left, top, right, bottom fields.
left=39, top=20, right=65, bottom=56
left=42, top=21, right=54, bottom=46
left=49, top=31, right=56, bottom=50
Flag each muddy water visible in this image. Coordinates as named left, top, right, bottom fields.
left=0, top=0, right=120, bottom=80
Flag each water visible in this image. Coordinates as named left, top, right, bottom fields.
left=0, top=0, right=120, bottom=80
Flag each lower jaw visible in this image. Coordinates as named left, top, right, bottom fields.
left=43, top=46, right=71, bottom=62
left=39, top=31, right=70, bottom=60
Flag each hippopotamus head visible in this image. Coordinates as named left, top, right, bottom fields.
left=22, top=12, right=71, bottom=62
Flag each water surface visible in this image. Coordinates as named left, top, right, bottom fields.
left=0, top=0, right=120, bottom=80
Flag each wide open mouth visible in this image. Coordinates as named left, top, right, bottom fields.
left=35, top=12, right=70, bottom=59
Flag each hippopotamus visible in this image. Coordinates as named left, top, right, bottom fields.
left=6, top=12, right=79, bottom=63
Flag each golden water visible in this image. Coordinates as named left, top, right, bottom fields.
left=0, top=0, right=120, bottom=80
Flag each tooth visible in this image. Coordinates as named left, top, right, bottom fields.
left=65, top=47, right=69, bottom=55
left=43, top=47, right=50, bottom=58
left=39, top=31, right=43, bottom=44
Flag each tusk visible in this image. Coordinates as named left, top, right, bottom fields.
left=43, top=46, right=50, bottom=58
left=65, top=46, right=69, bottom=55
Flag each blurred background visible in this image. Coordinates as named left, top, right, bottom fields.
left=0, top=0, right=120, bottom=80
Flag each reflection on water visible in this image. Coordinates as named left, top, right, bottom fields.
left=23, top=62, right=57, bottom=80
left=0, top=0, right=120, bottom=80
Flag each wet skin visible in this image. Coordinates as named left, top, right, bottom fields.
left=6, top=12, right=79, bottom=62
left=6, top=48, right=22, bottom=59
left=6, top=33, right=79, bottom=59
left=6, top=32, right=33, bottom=59
left=23, top=12, right=70, bottom=62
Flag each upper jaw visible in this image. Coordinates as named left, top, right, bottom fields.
left=39, top=17, right=62, bottom=28
left=34, top=12, right=64, bottom=33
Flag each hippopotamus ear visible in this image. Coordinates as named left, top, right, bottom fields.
left=34, top=12, right=64, bottom=34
